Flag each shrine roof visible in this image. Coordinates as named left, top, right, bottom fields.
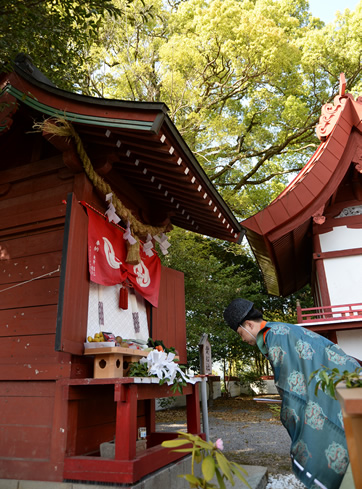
left=242, top=80, right=362, bottom=296
left=0, top=55, right=243, bottom=243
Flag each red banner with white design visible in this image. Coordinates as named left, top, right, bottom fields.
left=85, top=205, right=161, bottom=307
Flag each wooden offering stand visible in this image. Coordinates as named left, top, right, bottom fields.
left=84, top=346, right=149, bottom=378
left=336, top=386, right=362, bottom=488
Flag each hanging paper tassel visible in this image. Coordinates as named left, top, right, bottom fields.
left=123, top=220, right=137, bottom=245
left=154, top=233, right=171, bottom=255
left=143, top=233, right=154, bottom=257
left=119, top=284, right=128, bottom=309
left=105, top=193, right=121, bottom=224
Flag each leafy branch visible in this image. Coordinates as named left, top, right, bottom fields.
left=309, top=366, right=362, bottom=399
left=162, top=432, right=251, bottom=489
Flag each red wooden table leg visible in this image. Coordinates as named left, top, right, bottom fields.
left=186, top=383, right=201, bottom=434
left=114, top=384, right=138, bottom=460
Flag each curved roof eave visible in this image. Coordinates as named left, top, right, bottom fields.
left=242, top=93, right=362, bottom=295
left=1, top=58, right=243, bottom=243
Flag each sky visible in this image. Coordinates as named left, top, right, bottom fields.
left=308, top=0, right=360, bottom=23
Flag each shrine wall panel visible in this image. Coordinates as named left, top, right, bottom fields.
left=0, top=381, right=61, bottom=481
left=0, top=155, right=72, bottom=382
left=151, top=266, right=187, bottom=363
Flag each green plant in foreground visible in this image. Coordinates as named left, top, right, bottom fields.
left=309, top=366, right=362, bottom=399
left=162, top=432, right=251, bottom=489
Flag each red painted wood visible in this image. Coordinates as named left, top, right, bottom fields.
left=0, top=396, right=54, bottom=426
left=324, top=124, right=345, bottom=155
left=0, top=361, right=73, bottom=381
left=60, top=378, right=202, bottom=482
left=5, top=72, right=160, bottom=123
left=0, top=202, right=66, bottom=231
left=49, top=380, right=67, bottom=474
left=280, top=191, right=303, bottom=216
left=0, top=229, right=64, bottom=259
left=316, top=214, right=362, bottom=234
left=0, top=180, right=72, bottom=216
left=0, top=169, right=68, bottom=205
left=311, top=159, right=334, bottom=185
left=314, top=257, right=330, bottom=307
left=304, top=320, right=362, bottom=333
left=0, top=252, right=62, bottom=286
left=0, top=459, right=62, bottom=482
left=0, top=334, right=60, bottom=363
left=63, top=445, right=191, bottom=484
left=313, top=247, right=362, bottom=260
left=0, top=277, right=59, bottom=309
left=268, top=200, right=290, bottom=227
left=0, top=305, right=58, bottom=337
left=0, top=155, right=64, bottom=185
left=0, top=381, right=55, bottom=397
left=299, top=302, right=362, bottom=323
left=115, top=384, right=137, bottom=460
left=0, top=425, right=52, bottom=459
left=186, top=382, right=201, bottom=434
left=152, top=266, right=187, bottom=363
left=56, top=193, right=89, bottom=356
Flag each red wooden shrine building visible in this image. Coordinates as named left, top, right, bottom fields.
left=0, top=55, right=243, bottom=484
left=242, top=74, right=362, bottom=362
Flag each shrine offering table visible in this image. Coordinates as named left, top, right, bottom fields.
left=61, top=377, right=202, bottom=484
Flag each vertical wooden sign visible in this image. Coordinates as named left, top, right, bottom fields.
left=199, top=333, right=212, bottom=375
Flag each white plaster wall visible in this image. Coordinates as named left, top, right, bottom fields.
left=336, top=329, right=362, bottom=361
left=319, top=225, right=362, bottom=252
left=251, top=380, right=278, bottom=395
left=319, top=226, right=362, bottom=305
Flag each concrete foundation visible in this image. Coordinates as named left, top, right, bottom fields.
left=0, top=456, right=268, bottom=489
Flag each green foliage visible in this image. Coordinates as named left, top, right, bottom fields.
left=161, top=226, right=312, bottom=379
left=76, top=0, right=362, bottom=216
left=128, top=360, right=149, bottom=377
left=147, top=338, right=176, bottom=354
left=309, top=366, right=362, bottom=399
left=0, top=0, right=131, bottom=90
left=157, top=396, right=176, bottom=409
left=4, top=0, right=360, bottom=389
left=162, top=432, right=251, bottom=489
left=268, top=403, right=281, bottom=418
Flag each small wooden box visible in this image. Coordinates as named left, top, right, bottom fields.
left=84, top=346, right=149, bottom=379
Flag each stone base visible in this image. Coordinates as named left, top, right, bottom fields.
left=0, top=458, right=268, bottom=489
left=99, top=439, right=147, bottom=458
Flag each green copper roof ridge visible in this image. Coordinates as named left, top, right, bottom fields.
left=3, top=85, right=154, bottom=131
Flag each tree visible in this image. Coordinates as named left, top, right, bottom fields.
left=0, top=0, right=132, bottom=90
left=159, top=227, right=312, bottom=374
left=79, top=0, right=362, bottom=217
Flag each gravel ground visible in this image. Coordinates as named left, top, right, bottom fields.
left=156, top=395, right=306, bottom=488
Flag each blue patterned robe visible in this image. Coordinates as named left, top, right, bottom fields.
left=256, top=322, right=360, bottom=489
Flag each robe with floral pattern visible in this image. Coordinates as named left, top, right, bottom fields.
left=256, top=322, right=360, bottom=489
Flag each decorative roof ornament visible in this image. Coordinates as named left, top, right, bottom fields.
left=316, top=73, right=354, bottom=142
left=336, top=205, right=362, bottom=218
left=312, top=205, right=325, bottom=225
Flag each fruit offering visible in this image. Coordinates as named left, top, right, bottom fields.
left=87, top=332, right=105, bottom=342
